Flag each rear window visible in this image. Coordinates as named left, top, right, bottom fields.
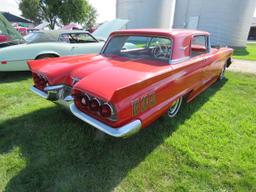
left=103, top=35, right=172, bottom=63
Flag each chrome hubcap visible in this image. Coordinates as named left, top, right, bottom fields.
left=220, top=66, right=226, bottom=80
left=168, top=97, right=182, bottom=118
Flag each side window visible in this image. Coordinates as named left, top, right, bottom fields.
left=59, top=34, right=70, bottom=43
left=58, top=33, right=97, bottom=43
left=191, top=35, right=208, bottom=57
left=69, top=33, right=97, bottom=43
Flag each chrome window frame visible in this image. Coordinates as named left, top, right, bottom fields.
left=100, top=34, right=174, bottom=64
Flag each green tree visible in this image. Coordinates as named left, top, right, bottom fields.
left=19, top=0, right=41, bottom=25
left=19, top=0, right=94, bottom=29
left=84, top=4, right=97, bottom=30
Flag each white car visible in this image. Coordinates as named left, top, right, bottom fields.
left=0, top=18, right=128, bottom=71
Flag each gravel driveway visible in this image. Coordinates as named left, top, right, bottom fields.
left=228, top=59, right=256, bottom=74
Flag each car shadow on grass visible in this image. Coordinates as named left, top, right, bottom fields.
left=0, top=79, right=227, bottom=192
left=0, top=71, right=31, bottom=84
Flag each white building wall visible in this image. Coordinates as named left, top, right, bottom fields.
left=116, top=0, right=176, bottom=29
left=173, top=0, right=256, bottom=47
left=116, top=0, right=256, bottom=47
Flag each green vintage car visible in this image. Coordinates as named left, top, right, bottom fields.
left=0, top=17, right=128, bottom=71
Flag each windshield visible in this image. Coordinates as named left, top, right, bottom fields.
left=0, top=13, right=24, bottom=45
left=102, top=35, right=172, bottom=63
left=24, top=32, right=42, bottom=43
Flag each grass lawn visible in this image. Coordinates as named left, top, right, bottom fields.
left=0, top=71, right=255, bottom=192
left=233, top=43, right=256, bottom=61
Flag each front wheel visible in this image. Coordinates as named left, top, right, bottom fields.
left=167, top=96, right=183, bottom=118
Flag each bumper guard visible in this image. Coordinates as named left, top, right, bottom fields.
left=30, top=85, right=73, bottom=107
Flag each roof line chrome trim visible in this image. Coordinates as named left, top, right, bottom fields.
left=169, top=56, right=190, bottom=65
left=30, top=86, right=48, bottom=99
left=64, top=95, right=74, bottom=101
left=70, top=104, right=141, bottom=138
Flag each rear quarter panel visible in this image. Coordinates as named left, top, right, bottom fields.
left=109, top=48, right=233, bottom=128
left=108, top=67, right=194, bottom=128
left=207, top=47, right=233, bottom=78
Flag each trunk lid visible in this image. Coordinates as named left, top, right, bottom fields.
left=72, top=56, right=170, bottom=100
left=92, top=19, right=128, bottom=41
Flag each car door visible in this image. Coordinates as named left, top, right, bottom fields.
left=171, top=54, right=205, bottom=97
left=190, top=35, right=215, bottom=84
left=170, top=35, right=211, bottom=96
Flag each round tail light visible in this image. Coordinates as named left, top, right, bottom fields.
left=39, top=79, right=46, bottom=85
left=100, top=103, right=113, bottom=118
left=75, top=94, right=90, bottom=109
left=89, top=98, right=100, bottom=111
left=80, top=94, right=90, bottom=108
left=33, top=74, right=40, bottom=83
left=33, top=73, right=47, bottom=90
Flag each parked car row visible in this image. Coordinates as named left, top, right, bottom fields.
left=0, top=19, right=128, bottom=71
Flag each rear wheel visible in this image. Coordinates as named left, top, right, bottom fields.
left=219, top=64, right=227, bottom=81
left=167, top=96, right=183, bottom=118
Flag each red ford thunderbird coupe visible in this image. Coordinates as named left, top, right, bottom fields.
left=28, top=29, right=233, bottom=138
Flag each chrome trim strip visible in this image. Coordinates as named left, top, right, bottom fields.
left=70, top=104, right=141, bottom=138
left=64, top=95, right=74, bottom=101
left=169, top=56, right=190, bottom=65
left=103, top=102, right=115, bottom=117
left=44, top=85, right=64, bottom=91
left=30, top=86, right=48, bottom=99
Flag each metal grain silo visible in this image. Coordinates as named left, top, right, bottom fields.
left=116, top=0, right=256, bottom=47
left=116, top=0, right=176, bottom=29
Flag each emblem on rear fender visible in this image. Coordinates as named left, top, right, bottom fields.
left=132, top=93, right=156, bottom=116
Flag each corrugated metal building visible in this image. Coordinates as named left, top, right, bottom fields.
left=116, top=0, right=256, bottom=47
left=248, top=17, right=256, bottom=40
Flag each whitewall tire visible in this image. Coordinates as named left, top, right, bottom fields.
left=167, top=97, right=183, bottom=118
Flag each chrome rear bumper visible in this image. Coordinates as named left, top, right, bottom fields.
left=30, top=85, right=73, bottom=107
left=30, top=86, right=48, bottom=99
left=31, top=86, right=142, bottom=138
left=70, top=104, right=141, bottom=138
